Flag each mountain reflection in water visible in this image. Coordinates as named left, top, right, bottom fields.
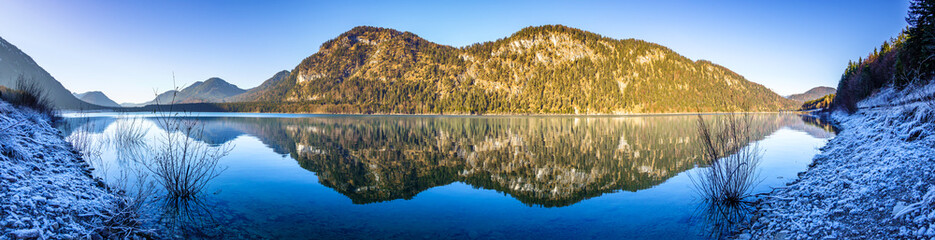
left=60, top=113, right=833, bottom=208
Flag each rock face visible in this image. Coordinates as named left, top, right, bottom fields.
left=74, top=91, right=120, bottom=108
left=145, top=77, right=246, bottom=105
left=237, top=25, right=797, bottom=114
left=787, top=86, right=836, bottom=102
left=0, top=36, right=101, bottom=110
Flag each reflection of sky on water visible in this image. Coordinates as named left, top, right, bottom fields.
left=59, top=113, right=833, bottom=239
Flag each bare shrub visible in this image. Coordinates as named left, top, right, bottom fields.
left=689, top=114, right=763, bottom=238
left=2, top=75, right=57, bottom=120
left=691, top=114, right=762, bottom=203
left=144, top=116, right=230, bottom=199
left=68, top=75, right=231, bottom=236
left=144, top=77, right=230, bottom=199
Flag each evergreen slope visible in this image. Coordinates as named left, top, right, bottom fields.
left=787, top=86, right=836, bottom=102
left=799, top=93, right=835, bottom=111
left=239, top=25, right=796, bottom=114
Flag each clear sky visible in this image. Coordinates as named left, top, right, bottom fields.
left=0, top=0, right=911, bottom=103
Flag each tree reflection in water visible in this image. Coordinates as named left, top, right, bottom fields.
left=58, top=113, right=836, bottom=210
left=147, top=114, right=804, bottom=207
left=156, top=194, right=223, bottom=238
left=692, top=199, right=757, bottom=239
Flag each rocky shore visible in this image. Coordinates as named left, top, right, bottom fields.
left=745, top=85, right=935, bottom=239
left=0, top=100, right=132, bottom=239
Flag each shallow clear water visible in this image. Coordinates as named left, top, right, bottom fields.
left=59, top=113, right=834, bottom=239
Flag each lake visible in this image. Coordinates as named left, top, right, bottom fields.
left=58, top=113, right=834, bottom=239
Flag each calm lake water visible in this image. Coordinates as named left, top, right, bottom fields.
left=58, top=113, right=834, bottom=239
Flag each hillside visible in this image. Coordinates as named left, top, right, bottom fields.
left=0, top=36, right=103, bottom=110
left=234, top=25, right=796, bottom=114
left=228, top=70, right=290, bottom=102
left=146, top=77, right=246, bottom=104
left=74, top=91, right=120, bottom=108
left=787, top=86, right=836, bottom=102
left=799, top=93, right=834, bottom=111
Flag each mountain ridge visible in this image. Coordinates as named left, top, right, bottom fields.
left=233, top=25, right=797, bottom=114
left=228, top=70, right=290, bottom=102
left=74, top=91, right=120, bottom=108
left=0, top=36, right=105, bottom=110
left=787, top=86, right=836, bottom=102
left=145, top=77, right=246, bottom=105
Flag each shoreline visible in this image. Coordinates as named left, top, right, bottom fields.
left=0, top=101, right=139, bottom=239
left=743, top=86, right=935, bottom=238
left=60, top=110, right=809, bottom=118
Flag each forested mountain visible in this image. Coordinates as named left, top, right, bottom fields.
left=233, top=25, right=796, bottom=114
left=833, top=0, right=935, bottom=112
left=146, top=77, right=246, bottom=104
left=800, top=94, right=835, bottom=111
left=787, top=86, right=836, bottom=102
left=74, top=91, right=120, bottom=108
left=0, top=36, right=104, bottom=110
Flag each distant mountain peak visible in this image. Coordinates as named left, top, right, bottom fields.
left=787, top=86, right=836, bottom=102
left=204, top=77, right=224, bottom=84
left=75, top=91, right=120, bottom=108
left=144, top=77, right=245, bottom=105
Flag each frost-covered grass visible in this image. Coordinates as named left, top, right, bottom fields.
left=0, top=100, right=149, bottom=239
left=744, top=83, right=935, bottom=239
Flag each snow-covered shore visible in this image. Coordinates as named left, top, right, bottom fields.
left=746, top=85, right=935, bottom=239
left=0, top=100, right=131, bottom=239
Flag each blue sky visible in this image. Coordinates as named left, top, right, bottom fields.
left=0, top=0, right=911, bottom=103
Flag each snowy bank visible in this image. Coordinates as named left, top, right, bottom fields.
left=0, top=100, right=135, bottom=239
left=745, top=84, right=935, bottom=239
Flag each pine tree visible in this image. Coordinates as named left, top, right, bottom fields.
left=900, top=0, right=935, bottom=84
